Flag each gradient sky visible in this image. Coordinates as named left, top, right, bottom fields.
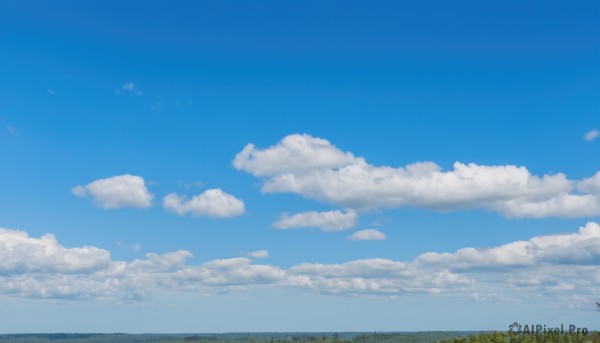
left=0, top=0, right=599, bottom=333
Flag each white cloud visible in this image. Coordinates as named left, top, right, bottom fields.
left=47, top=89, right=55, bottom=95
left=5, top=125, right=15, bottom=135
left=546, top=282, right=575, bottom=292
left=246, top=250, right=269, bottom=259
left=0, top=228, right=110, bottom=275
left=0, top=228, right=285, bottom=300
left=1, top=223, right=600, bottom=302
left=234, top=134, right=600, bottom=218
left=584, top=129, right=599, bottom=142
left=347, top=229, right=386, bottom=241
left=417, top=222, right=600, bottom=269
left=163, top=189, right=244, bottom=218
left=273, top=210, right=357, bottom=231
left=233, top=134, right=360, bottom=176
left=469, top=292, right=516, bottom=303
left=72, top=174, right=154, bottom=209
left=286, top=258, right=470, bottom=295
left=579, top=172, right=600, bottom=194
left=286, top=222, right=600, bottom=298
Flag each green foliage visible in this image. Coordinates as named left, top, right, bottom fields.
left=440, top=332, right=600, bottom=343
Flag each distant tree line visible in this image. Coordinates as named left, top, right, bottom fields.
left=442, top=332, right=600, bottom=343
left=0, top=332, right=597, bottom=343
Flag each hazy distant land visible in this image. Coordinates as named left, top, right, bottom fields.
left=0, top=331, right=597, bottom=343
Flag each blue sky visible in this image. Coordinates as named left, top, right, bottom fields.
left=0, top=0, right=599, bottom=333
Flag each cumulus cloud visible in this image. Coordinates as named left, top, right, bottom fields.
left=286, top=258, right=470, bottom=295
left=72, top=174, right=154, bottom=209
left=2, top=223, right=599, bottom=302
left=233, top=134, right=359, bottom=176
left=418, top=221, right=600, bottom=269
left=234, top=134, right=600, bottom=218
left=163, top=189, right=244, bottom=218
left=584, top=129, right=599, bottom=142
left=579, top=172, right=600, bottom=194
left=0, top=228, right=111, bottom=275
left=0, top=227, right=284, bottom=300
left=246, top=250, right=269, bottom=259
left=347, top=229, right=386, bottom=241
left=287, top=222, right=600, bottom=298
left=273, top=210, right=357, bottom=231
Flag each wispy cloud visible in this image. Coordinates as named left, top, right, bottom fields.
left=47, top=89, right=55, bottom=95
left=584, top=129, right=599, bottom=142
left=177, top=180, right=204, bottom=189
left=116, top=241, right=142, bottom=252
left=121, top=82, right=135, bottom=91
left=115, top=82, right=142, bottom=95
left=151, top=100, right=163, bottom=110
left=5, top=125, right=16, bottom=135
left=245, top=250, right=269, bottom=259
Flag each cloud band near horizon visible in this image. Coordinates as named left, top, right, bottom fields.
left=1, top=222, right=598, bottom=307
